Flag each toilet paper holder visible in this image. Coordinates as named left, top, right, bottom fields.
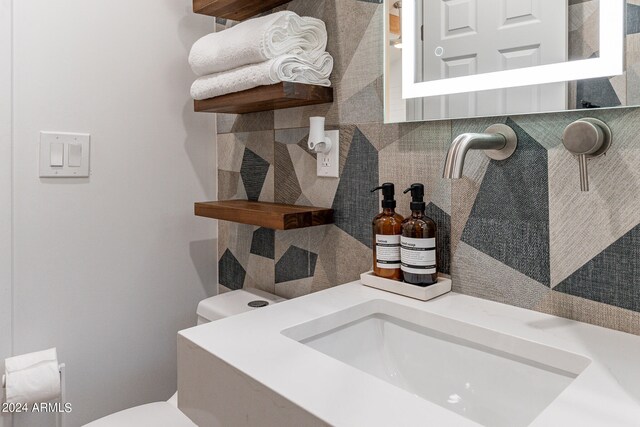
left=1, top=363, right=65, bottom=390
left=2, top=363, right=66, bottom=427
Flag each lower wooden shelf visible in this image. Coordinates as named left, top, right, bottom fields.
left=195, top=200, right=334, bottom=230
left=194, top=82, right=334, bottom=114
left=193, top=0, right=292, bottom=21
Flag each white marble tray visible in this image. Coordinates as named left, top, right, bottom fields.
left=360, top=271, right=451, bottom=301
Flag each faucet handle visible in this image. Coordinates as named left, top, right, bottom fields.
left=562, top=118, right=612, bottom=192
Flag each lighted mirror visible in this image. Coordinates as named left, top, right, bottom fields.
left=384, top=0, right=631, bottom=123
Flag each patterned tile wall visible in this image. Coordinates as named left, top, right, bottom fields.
left=569, top=0, right=640, bottom=109
left=215, top=0, right=640, bottom=334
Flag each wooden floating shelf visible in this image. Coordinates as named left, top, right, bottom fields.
left=193, top=0, right=292, bottom=21
left=194, top=82, right=334, bottom=114
left=195, top=200, right=334, bottom=230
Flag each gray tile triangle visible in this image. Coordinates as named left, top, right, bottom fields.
left=275, top=246, right=318, bottom=283
left=219, top=249, right=246, bottom=291
left=250, top=228, right=275, bottom=260
left=461, top=119, right=550, bottom=286
left=332, top=127, right=379, bottom=248
left=240, top=148, right=270, bottom=201
left=554, top=224, right=640, bottom=312
left=425, top=203, right=451, bottom=275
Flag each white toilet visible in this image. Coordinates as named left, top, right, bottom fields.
left=85, top=288, right=285, bottom=427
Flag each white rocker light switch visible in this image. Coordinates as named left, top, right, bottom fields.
left=39, top=132, right=91, bottom=178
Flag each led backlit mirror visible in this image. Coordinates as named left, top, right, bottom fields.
left=384, top=0, right=629, bottom=123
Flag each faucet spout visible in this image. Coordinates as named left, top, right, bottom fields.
left=442, top=124, right=518, bottom=179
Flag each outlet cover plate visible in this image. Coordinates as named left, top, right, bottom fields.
left=39, top=132, right=91, bottom=178
left=317, top=130, right=340, bottom=178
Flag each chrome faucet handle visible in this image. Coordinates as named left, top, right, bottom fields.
left=562, top=118, right=612, bottom=192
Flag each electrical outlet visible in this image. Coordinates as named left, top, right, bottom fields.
left=317, top=130, right=339, bottom=178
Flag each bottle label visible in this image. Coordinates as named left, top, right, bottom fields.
left=375, top=234, right=401, bottom=269
left=401, top=236, right=436, bottom=275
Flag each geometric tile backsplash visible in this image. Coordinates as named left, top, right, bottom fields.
left=459, top=118, right=551, bottom=287
left=216, top=0, right=640, bottom=335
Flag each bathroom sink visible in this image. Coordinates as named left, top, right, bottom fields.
left=283, top=300, right=591, bottom=427
left=179, top=282, right=640, bottom=426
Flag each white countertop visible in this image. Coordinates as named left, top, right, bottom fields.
left=179, top=282, right=640, bottom=426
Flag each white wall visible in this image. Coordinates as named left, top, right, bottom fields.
left=0, top=0, right=13, bottom=426
left=11, top=0, right=217, bottom=425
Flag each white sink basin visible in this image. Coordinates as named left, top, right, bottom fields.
left=179, top=282, right=640, bottom=426
left=283, top=300, right=591, bottom=427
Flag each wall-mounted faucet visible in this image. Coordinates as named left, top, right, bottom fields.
left=442, top=124, right=518, bottom=179
left=561, top=118, right=612, bottom=192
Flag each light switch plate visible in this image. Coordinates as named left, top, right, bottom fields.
left=39, top=132, right=90, bottom=178
left=317, top=130, right=340, bottom=178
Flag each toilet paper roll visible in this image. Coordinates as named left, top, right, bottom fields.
left=4, top=348, right=61, bottom=405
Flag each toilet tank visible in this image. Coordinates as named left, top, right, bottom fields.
left=196, top=288, right=286, bottom=324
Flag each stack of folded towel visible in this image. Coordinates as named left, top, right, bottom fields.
left=189, top=11, right=334, bottom=100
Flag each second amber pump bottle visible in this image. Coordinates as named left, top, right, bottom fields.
left=401, top=184, right=438, bottom=286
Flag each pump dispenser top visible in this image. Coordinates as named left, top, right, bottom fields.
left=372, top=183, right=397, bottom=209
left=404, top=183, right=426, bottom=211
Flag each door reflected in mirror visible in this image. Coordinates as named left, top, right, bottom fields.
left=384, top=0, right=631, bottom=123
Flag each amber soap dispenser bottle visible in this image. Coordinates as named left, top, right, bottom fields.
left=371, top=183, right=404, bottom=281
left=401, top=184, right=438, bottom=286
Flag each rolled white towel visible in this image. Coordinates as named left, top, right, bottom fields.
left=189, top=11, right=327, bottom=76
left=191, top=53, right=334, bottom=100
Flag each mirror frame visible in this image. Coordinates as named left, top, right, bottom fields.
left=401, top=0, right=625, bottom=99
